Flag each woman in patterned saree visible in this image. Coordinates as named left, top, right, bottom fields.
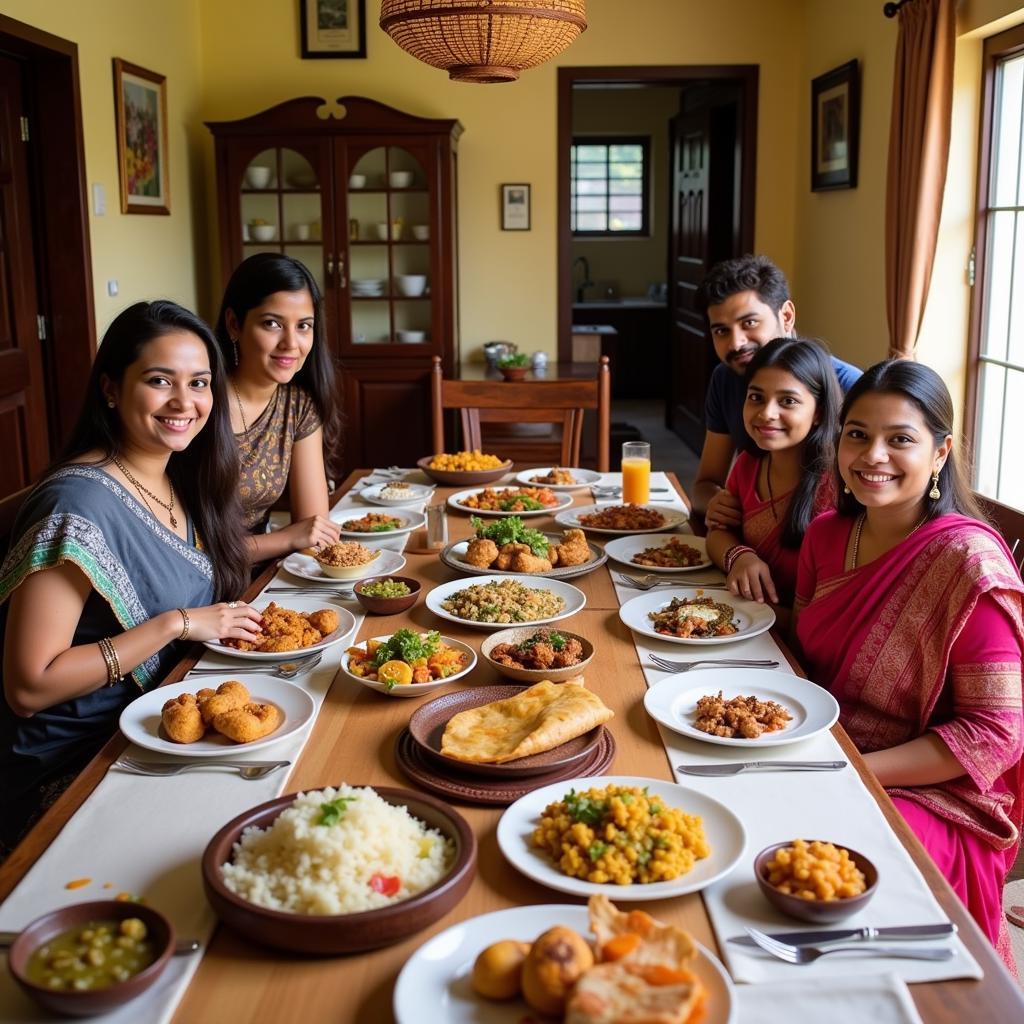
left=214, top=253, right=342, bottom=560
left=0, top=301, right=261, bottom=854
left=795, top=360, right=1024, bottom=967
left=707, top=337, right=840, bottom=610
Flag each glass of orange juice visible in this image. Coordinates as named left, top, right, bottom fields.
left=621, top=441, right=651, bottom=504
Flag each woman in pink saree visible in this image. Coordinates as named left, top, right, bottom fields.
left=795, top=360, right=1023, bottom=969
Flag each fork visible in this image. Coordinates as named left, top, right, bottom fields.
left=615, top=573, right=728, bottom=591
left=186, top=651, right=324, bottom=678
left=744, top=926, right=955, bottom=964
left=113, top=757, right=290, bottom=780
left=648, top=656, right=780, bottom=672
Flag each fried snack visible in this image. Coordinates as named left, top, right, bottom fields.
left=554, top=528, right=591, bottom=567
left=305, top=609, right=339, bottom=636
left=161, top=694, right=206, bottom=744
left=522, top=927, right=594, bottom=1016
left=508, top=547, right=554, bottom=574
left=227, top=603, right=324, bottom=653
left=764, top=839, right=867, bottom=900
left=466, top=537, right=500, bottom=569
left=212, top=702, right=281, bottom=743
left=578, top=505, right=667, bottom=530
left=198, top=680, right=251, bottom=725
left=196, top=688, right=216, bottom=702
left=472, top=940, right=531, bottom=1000
left=694, top=691, right=792, bottom=739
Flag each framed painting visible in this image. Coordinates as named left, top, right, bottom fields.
left=811, top=59, right=860, bottom=191
left=113, top=59, right=169, bottom=215
left=501, top=184, right=531, bottom=231
left=300, top=0, right=367, bottom=59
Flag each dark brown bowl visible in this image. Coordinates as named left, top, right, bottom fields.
left=353, top=575, right=422, bottom=614
left=480, top=626, right=595, bottom=683
left=754, top=840, right=879, bottom=923
left=416, top=455, right=513, bottom=486
left=499, top=365, right=529, bottom=381
left=8, top=901, right=174, bottom=1017
left=408, top=685, right=605, bottom=779
left=202, top=786, right=476, bottom=954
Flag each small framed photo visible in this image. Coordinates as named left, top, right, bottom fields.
left=811, top=59, right=860, bottom=191
left=300, top=0, right=367, bottom=59
left=501, top=183, right=531, bottom=231
left=112, top=58, right=169, bottom=215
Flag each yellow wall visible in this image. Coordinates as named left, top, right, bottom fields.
left=1, top=0, right=205, bottom=336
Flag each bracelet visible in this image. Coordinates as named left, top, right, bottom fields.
left=724, top=545, right=756, bottom=573
left=177, top=608, right=191, bottom=641
left=98, top=637, right=123, bottom=686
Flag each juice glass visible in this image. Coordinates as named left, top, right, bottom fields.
left=621, top=442, right=651, bottom=504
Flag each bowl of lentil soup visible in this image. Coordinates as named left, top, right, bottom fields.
left=353, top=575, right=422, bottom=614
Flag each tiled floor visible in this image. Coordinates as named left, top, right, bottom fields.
left=611, top=399, right=701, bottom=494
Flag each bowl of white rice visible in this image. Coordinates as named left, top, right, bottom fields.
left=202, top=784, right=476, bottom=953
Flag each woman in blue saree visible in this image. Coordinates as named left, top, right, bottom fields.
left=0, top=301, right=262, bottom=854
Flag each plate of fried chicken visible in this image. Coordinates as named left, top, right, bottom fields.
left=203, top=599, right=356, bottom=661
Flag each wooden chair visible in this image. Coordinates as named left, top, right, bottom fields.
left=974, top=492, right=1024, bottom=578
left=0, top=485, right=32, bottom=556
left=430, top=357, right=611, bottom=471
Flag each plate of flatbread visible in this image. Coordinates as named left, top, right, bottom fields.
left=408, top=681, right=614, bottom=779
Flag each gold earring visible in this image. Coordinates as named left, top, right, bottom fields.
left=107, top=400, right=116, bottom=409
left=843, top=483, right=850, bottom=495
left=929, top=472, right=941, bottom=500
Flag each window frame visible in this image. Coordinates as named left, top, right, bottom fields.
left=570, top=134, right=651, bottom=238
left=965, top=21, right=1024, bottom=510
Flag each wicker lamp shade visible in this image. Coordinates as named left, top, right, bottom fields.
left=380, top=1, right=588, bottom=83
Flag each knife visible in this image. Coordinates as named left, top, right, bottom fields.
left=676, top=761, right=847, bottom=776
left=729, top=923, right=957, bottom=947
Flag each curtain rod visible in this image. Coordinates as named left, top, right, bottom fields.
left=883, top=0, right=913, bottom=16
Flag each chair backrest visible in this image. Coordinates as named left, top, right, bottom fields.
left=430, top=357, right=611, bottom=471
left=0, top=485, right=32, bottom=558
left=974, top=492, right=1024, bottom=578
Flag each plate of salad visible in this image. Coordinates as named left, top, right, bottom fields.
left=341, top=629, right=477, bottom=697
left=440, top=516, right=607, bottom=580
left=446, top=486, right=574, bottom=518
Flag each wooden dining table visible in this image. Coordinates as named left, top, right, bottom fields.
left=2, top=470, right=1022, bottom=1023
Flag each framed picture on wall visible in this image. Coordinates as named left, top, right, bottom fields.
left=113, top=59, right=169, bottom=215
left=300, top=0, right=367, bottom=59
left=501, top=183, right=531, bottom=231
left=811, top=59, right=860, bottom=191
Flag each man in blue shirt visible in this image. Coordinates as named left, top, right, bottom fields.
left=691, top=254, right=861, bottom=528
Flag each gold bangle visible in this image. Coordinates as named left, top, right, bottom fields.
left=107, top=638, right=122, bottom=682
left=177, top=608, right=190, bottom=642
left=98, top=637, right=122, bottom=686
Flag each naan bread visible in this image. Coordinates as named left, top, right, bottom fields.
left=589, top=894, right=696, bottom=967
left=440, top=678, right=613, bottom=764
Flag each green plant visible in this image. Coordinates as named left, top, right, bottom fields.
left=498, top=352, right=530, bottom=368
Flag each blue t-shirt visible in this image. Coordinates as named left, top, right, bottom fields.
left=705, top=355, right=861, bottom=453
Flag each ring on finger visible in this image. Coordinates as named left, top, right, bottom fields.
left=228, top=600, right=239, bottom=609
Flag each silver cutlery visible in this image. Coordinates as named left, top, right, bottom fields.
left=615, top=573, right=728, bottom=591
left=730, top=923, right=956, bottom=948
left=648, top=656, right=780, bottom=673
left=265, top=585, right=353, bottom=595
left=592, top=486, right=670, bottom=496
left=677, top=760, right=847, bottom=777
left=744, top=926, right=955, bottom=964
left=0, top=932, right=201, bottom=955
left=113, top=757, right=290, bottom=780
left=186, top=652, right=324, bottom=679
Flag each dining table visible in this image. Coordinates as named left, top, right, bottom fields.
left=1, top=468, right=1022, bottom=1024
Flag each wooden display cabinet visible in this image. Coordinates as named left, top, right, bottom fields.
left=207, top=96, right=463, bottom=474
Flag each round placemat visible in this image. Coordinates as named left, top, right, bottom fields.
left=394, top=727, right=616, bottom=806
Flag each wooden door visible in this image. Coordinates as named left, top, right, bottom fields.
left=0, top=54, right=48, bottom=500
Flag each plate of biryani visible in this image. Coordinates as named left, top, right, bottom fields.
left=447, top=486, right=574, bottom=517
left=203, top=598, right=356, bottom=660
left=514, top=466, right=604, bottom=490
left=618, top=588, right=776, bottom=646
left=425, top=575, right=586, bottom=630
left=643, top=668, right=840, bottom=748
left=393, top=898, right=736, bottom=1024
left=329, top=507, right=427, bottom=538
left=341, top=630, right=477, bottom=697
left=603, top=534, right=712, bottom=573
left=496, top=774, right=746, bottom=901
left=554, top=503, right=688, bottom=535
left=283, top=545, right=407, bottom=583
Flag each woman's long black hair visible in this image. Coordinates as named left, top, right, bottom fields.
left=59, top=300, right=250, bottom=600
left=744, top=337, right=842, bottom=548
left=835, top=359, right=984, bottom=522
left=213, top=253, right=340, bottom=477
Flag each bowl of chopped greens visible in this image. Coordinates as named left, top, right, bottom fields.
left=481, top=626, right=595, bottom=683
left=341, top=629, right=477, bottom=697
left=497, top=352, right=530, bottom=380
left=353, top=575, right=422, bottom=615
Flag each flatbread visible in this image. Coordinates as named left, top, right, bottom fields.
left=440, top=678, right=613, bottom=764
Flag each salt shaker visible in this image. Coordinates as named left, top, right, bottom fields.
left=425, top=503, right=448, bottom=549
left=531, top=351, right=548, bottom=371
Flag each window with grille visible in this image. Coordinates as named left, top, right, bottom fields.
left=970, top=25, right=1024, bottom=511
left=570, top=137, right=649, bottom=236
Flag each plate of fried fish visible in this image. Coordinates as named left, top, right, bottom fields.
left=203, top=599, right=356, bottom=661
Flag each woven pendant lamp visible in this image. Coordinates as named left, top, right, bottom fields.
left=379, top=1, right=588, bottom=83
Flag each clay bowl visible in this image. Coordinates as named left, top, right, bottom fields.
left=480, top=626, right=594, bottom=684
left=202, top=787, right=476, bottom=954
left=416, top=455, right=513, bottom=486
left=8, top=900, right=174, bottom=1017
left=499, top=365, right=529, bottom=381
left=754, top=840, right=879, bottom=924
left=352, top=575, right=422, bottom=614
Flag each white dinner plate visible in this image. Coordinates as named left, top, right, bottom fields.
left=439, top=532, right=607, bottom=580
left=644, top=668, right=840, bottom=747
left=119, top=676, right=316, bottom=758
left=447, top=486, right=574, bottom=518
left=340, top=634, right=477, bottom=697
left=604, top=533, right=712, bottom=573
left=514, top=466, right=604, bottom=490
left=496, top=774, right=746, bottom=900
left=282, top=548, right=407, bottom=584
left=394, top=903, right=736, bottom=1024
left=359, top=481, right=434, bottom=507
left=328, top=506, right=427, bottom=537
left=202, top=597, right=356, bottom=661
left=619, top=588, right=776, bottom=646
left=425, top=573, right=586, bottom=630
left=555, top=502, right=689, bottom=534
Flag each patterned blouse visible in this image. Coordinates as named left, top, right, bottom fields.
left=237, top=384, right=322, bottom=532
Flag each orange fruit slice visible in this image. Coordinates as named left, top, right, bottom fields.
left=378, top=660, right=413, bottom=688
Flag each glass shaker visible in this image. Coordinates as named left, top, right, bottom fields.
left=425, top=503, right=448, bottom=549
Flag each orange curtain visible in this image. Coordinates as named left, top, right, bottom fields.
left=885, top=0, right=956, bottom=359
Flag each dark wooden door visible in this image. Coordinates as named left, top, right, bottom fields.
left=0, top=54, right=48, bottom=500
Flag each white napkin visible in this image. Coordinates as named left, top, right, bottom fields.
left=735, top=973, right=924, bottom=1024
